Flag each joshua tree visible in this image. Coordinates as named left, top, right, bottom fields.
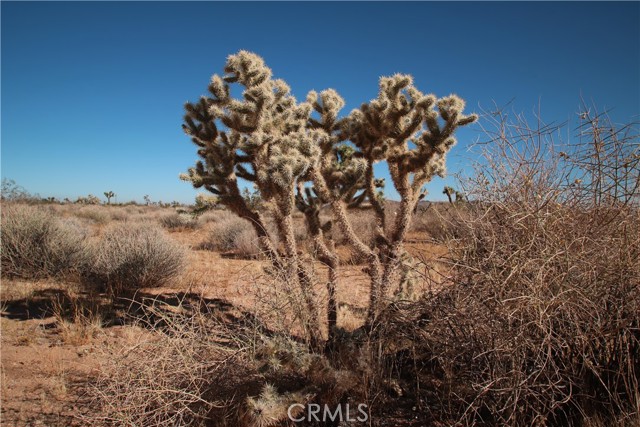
left=443, top=186, right=466, bottom=204
left=181, top=51, right=476, bottom=346
left=242, top=186, right=263, bottom=211
left=143, top=195, right=151, bottom=206
left=104, top=191, right=115, bottom=205
left=443, top=186, right=455, bottom=204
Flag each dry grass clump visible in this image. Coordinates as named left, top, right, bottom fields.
left=1, top=203, right=89, bottom=279
left=378, top=106, right=640, bottom=426
left=195, top=209, right=221, bottom=223
left=231, top=228, right=262, bottom=259
left=90, top=279, right=370, bottom=426
left=87, top=223, right=186, bottom=299
left=51, top=290, right=104, bottom=346
left=159, top=212, right=199, bottom=231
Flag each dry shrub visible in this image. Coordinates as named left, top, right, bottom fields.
left=88, top=223, right=186, bottom=299
left=123, top=204, right=143, bottom=216
left=75, top=205, right=111, bottom=224
left=1, top=203, right=89, bottom=279
left=89, top=103, right=638, bottom=426
left=232, top=227, right=262, bottom=259
left=197, top=210, right=223, bottom=223
left=380, top=106, right=640, bottom=426
left=160, top=212, right=199, bottom=231
left=125, top=205, right=170, bottom=224
left=108, top=207, right=130, bottom=222
left=201, top=212, right=261, bottom=258
left=411, top=202, right=469, bottom=241
left=250, top=262, right=322, bottom=342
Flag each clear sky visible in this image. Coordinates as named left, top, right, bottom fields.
left=2, top=1, right=639, bottom=204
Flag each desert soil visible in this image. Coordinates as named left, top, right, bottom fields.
left=1, top=224, right=446, bottom=426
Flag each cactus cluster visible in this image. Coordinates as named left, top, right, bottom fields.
left=182, top=51, right=476, bottom=346
left=76, top=194, right=101, bottom=205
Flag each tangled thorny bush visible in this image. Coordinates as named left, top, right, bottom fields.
left=87, top=305, right=243, bottom=427
left=378, top=106, right=640, bottom=426
left=410, top=201, right=471, bottom=241
left=90, top=103, right=637, bottom=426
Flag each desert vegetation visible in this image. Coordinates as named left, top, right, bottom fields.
left=179, top=51, right=477, bottom=348
left=1, top=52, right=638, bottom=427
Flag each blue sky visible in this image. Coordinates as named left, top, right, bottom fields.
left=2, top=1, right=639, bottom=204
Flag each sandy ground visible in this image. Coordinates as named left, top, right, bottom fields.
left=1, top=219, right=447, bottom=426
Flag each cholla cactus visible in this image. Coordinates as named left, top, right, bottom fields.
left=308, top=74, right=477, bottom=321
left=182, top=51, right=476, bottom=343
left=240, top=384, right=313, bottom=427
left=77, top=194, right=100, bottom=205
left=195, top=193, right=219, bottom=208
left=181, top=51, right=322, bottom=348
left=192, top=193, right=219, bottom=216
